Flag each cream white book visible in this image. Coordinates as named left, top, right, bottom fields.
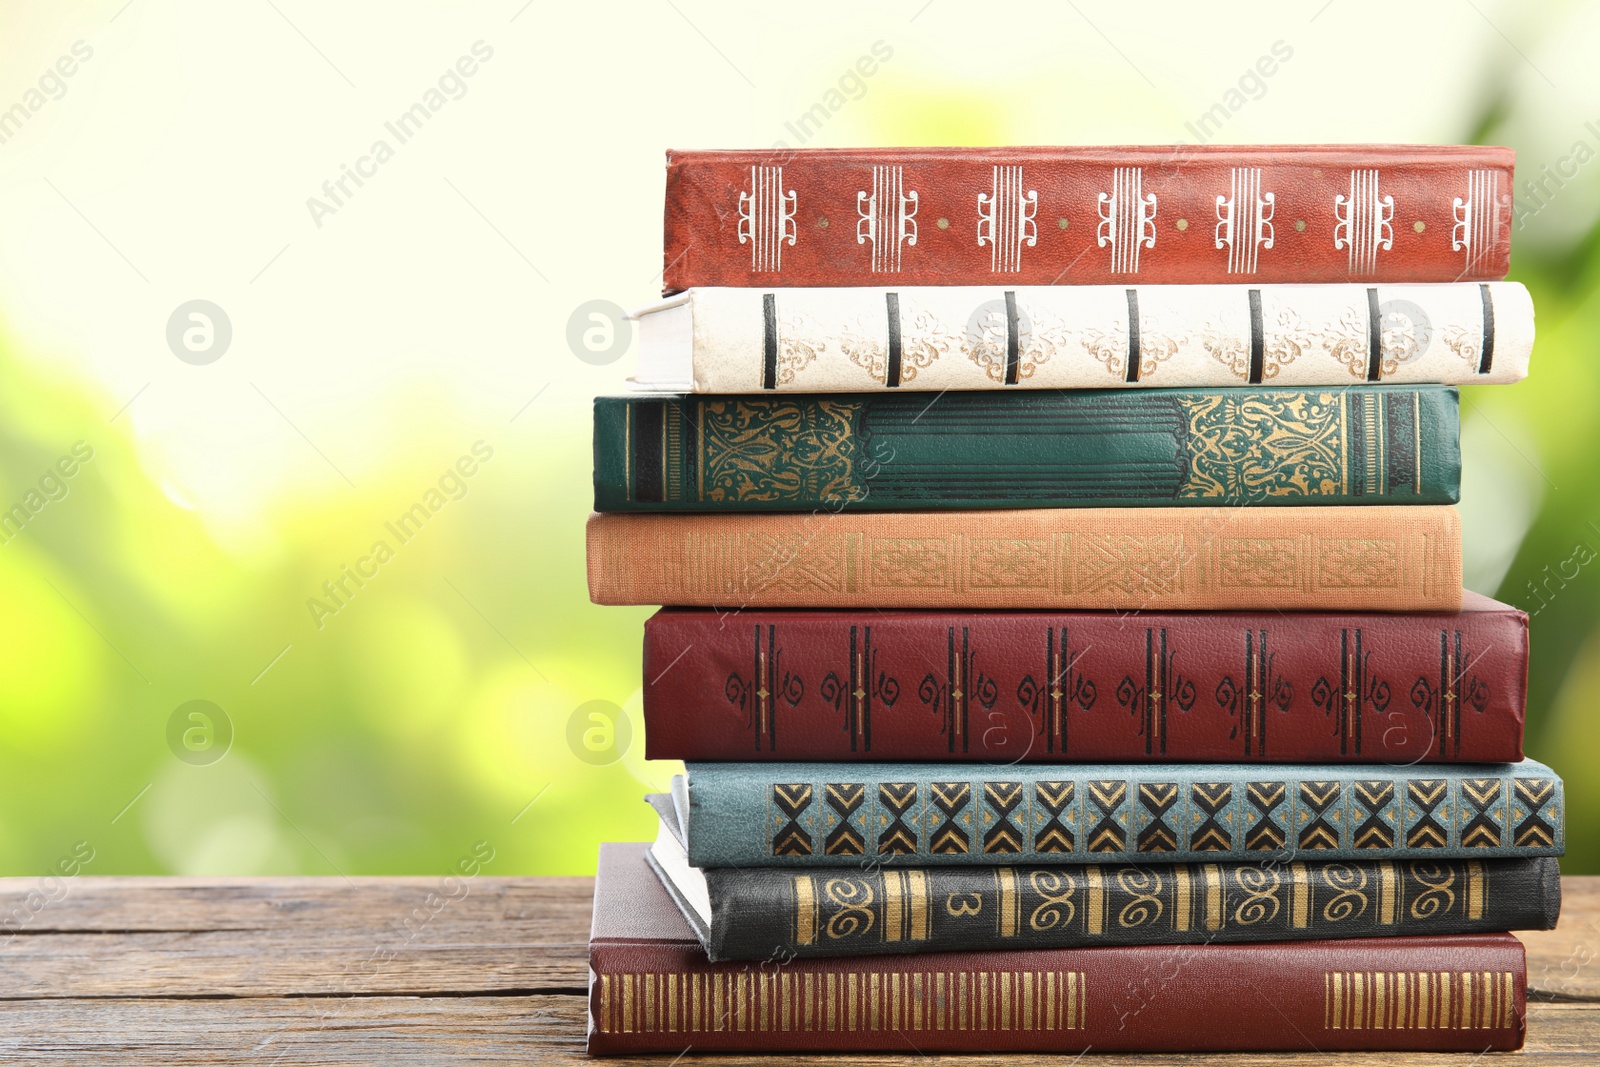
left=628, top=282, right=1531, bottom=392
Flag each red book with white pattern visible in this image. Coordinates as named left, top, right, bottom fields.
left=661, top=145, right=1512, bottom=291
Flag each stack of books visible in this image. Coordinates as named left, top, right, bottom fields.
left=584, top=145, right=1565, bottom=1055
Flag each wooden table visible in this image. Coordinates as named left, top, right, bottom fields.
left=0, top=875, right=1596, bottom=1064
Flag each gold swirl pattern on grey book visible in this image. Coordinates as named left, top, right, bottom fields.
left=790, top=860, right=1493, bottom=946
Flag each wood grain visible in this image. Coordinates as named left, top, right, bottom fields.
left=0, top=875, right=1593, bottom=1063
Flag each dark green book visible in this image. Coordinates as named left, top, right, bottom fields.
left=644, top=798, right=1561, bottom=962
left=593, top=386, right=1459, bottom=511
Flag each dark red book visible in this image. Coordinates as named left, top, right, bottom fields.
left=641, top=592, right=1527, bottom=764
left=588, top=842, right=1527, bottom=1054
left=663, top=145, right=1513, bottom=291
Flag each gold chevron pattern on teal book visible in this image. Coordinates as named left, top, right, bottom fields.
left=681, top=760, right=1564, bottom=867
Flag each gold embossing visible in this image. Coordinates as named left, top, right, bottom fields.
left=869, top=537, right=952, bottom=589
left=823, top=877, right=875, bottom=940
left=884, top=871, right=905, bottom=942
left=1468, top=860, right=1485, bottom=919
left=967, top=538, right=1051, bottom=589
left=1178, top=392, right=1351, bottom=500
left=700, top=399, right=862, bottom=505
left=946, top=892, right=982, bottom=917
left=1232, top=864, right=1282, bottom=925
left=1175, top=865, right=1192, bottom=931
left=1290, top=862, right=1311, bottom=928
left=1322, top=863, right=1370, bottom=923
left=794, top=875, right=816, bottom=945
left=1410, top=861, right=1458, bottom=919
left=1116, top=868, right=1165, bottom=928
left=1204, top=863, right=1223, bottom=930
left=998, top=867, right=1019, bottom=937
left=908, top=870, right=929, bottom=940
left=1027, top=868, right=1077, bottom=931
left=1378, top=861, right=1397, bottom=924
left=1074, top=533, right=1185, bottom=597
left=1317, top=537, right=1403, bottom=589
left=1217, top=537, right=1302, bottom=588
left=1086, top=865, right=1105, bottom=934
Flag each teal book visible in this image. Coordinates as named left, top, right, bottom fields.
left=677, top=759, right=1563, bottom=867
left=593, top=386, right=1461, bottom=511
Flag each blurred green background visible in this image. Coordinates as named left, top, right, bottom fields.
left=0, top=0, right=1598, bottom=877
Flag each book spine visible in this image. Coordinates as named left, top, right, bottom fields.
left=699, top=857, right=1559, bottom=961
left=588, top=934, right=1526, bottom=1052
left=640, top=604, right=1528, bottom=763
left=682, top=761, right=1564, bottom=866
left=651, top=284, right=1530, bottom=393
left=595, top=387, right=1460, bottom=512
left=586, top=506, right=1463, bottom=611
left=663, top=146, right=1514, bottom=290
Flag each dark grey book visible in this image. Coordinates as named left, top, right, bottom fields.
left=643, top=794, right=1561, bottom=963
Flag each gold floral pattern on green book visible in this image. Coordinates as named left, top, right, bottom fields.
left=700, top=399, right=864, bottom=504
left=1177, top=391, right=1354, bottom=499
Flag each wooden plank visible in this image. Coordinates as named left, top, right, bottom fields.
left=0, top=875, right=1594, bottom=1062
left=0, top=877, right=593, bottom=936
left=1523, top=877, right=1600, bottom=1001
left=0, top=877, right=592, bottom=996
left=0, top=997, right=1594, bottom=1066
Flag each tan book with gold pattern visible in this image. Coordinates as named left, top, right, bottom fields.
left=585, top=505, right=1461, bottom=611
